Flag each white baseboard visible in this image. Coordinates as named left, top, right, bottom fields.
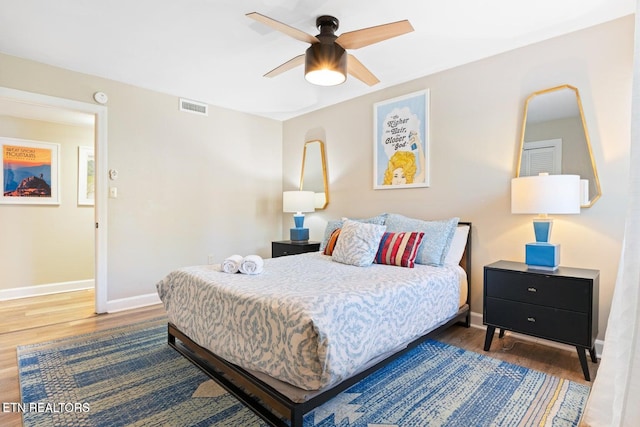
left=0, top=280, right=94, bottom=301
left=106, top=292, right=161, bottom=313
left=469, top=311, right=604, bottom=359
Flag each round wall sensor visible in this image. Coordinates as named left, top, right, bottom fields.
left=93, top=92, right=108, bottom=104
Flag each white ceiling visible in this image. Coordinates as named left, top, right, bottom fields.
left=0, top=0, right=634, bottom=122
left=0, top=98, right=95, bottom=127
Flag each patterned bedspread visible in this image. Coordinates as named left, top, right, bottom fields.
left=156, top=252, right=462, bottom=391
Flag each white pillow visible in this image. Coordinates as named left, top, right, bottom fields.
left=444, top=225, right=470, bottom=265
left=332, top=219, right=387, bottom=267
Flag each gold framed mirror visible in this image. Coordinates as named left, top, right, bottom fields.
left=300, top=140, right=329, bottom=210
left=517, top=84, right=601, bottom=207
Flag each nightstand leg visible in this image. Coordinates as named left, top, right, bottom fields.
left=589, top=346, right=598, bottom=363
left=576, top=347, right=591, bottom=381
left=484, top=326, right=496, bottom=351
left=498, top=328, right=505, bottom=338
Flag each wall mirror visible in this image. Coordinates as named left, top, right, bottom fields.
left=517, top=84, right=601, bottom=207
left=300, top=140, right=329, bottom=209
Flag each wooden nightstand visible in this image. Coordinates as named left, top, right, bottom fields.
left=272, top=240, right=320, bottom=258
left=483, top=260, right=600, bottom=381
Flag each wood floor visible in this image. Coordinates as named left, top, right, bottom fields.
left=0, top=289, right=97, bottom=334
left=0, top=291, right=598, bottom=427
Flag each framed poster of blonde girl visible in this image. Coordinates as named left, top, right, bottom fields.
left=373, top=89, right=429, bottom=189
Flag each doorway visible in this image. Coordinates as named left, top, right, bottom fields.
left=0, top=87, right=108, bottom=313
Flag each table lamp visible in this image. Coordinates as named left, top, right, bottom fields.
left=283, top=191, right=315, bottom=241
left=511, top=173, right=581, bottom=270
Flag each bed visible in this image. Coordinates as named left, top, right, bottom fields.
left=157, top=217, right=471, bottom=427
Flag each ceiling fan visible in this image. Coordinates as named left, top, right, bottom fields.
left=246, top=12, right=414, bottom=86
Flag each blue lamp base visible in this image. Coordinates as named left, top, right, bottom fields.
left=290, top=213, right=309, bottom=241
left=290, top=228, right=309, bottom=241
left=526, top=242, right=560, bottom=271
left=533, top=219, right=552, bottom=243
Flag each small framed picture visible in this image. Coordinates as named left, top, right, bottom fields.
left=1, top=137, right=60, bottom=205
left=373, top=89, right=430, bottom=189
left=77, top=146, right=95, bottom=206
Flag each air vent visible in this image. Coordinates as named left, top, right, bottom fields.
left=179, top=98, right=208, bottom=116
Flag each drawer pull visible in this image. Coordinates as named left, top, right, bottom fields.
left=527, top=287, right=537, bottom=293
left=527, top=317, right=536, bottom=323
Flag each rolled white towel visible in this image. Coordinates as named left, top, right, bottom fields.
left=222, top=254, right=243, bottom=274
left=239, top=255, right=264, bottom=275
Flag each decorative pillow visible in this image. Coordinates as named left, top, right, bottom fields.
left=384, top=214, right=459, bottom=266
left=319, top=213, right=388, bottom=251
left=374, top=231, right=425, bottom=268
left=323, top=228, right=341, bottom=255
left=331, top=219, right=387, bottom=267
left=444, top=225, right=470, bottom=265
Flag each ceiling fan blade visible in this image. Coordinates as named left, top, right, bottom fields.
left=347, top=54, right=380, bottom=86
left=337, top=20, right=414, bottom=49
left=264, top=54, right=305, bottom=78
left=247, top=12, right=319, bottom=44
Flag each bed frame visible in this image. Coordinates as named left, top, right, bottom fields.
left=168, top=222, right=472, bottom=427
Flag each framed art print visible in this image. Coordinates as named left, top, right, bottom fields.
left=373, top=89, right=430, bottom=189
left=1, top=137, right=60, bottom=205
left=77, top=146, right=95, bottom=206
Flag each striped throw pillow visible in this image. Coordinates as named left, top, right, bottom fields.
left=374, top=231, right=425, bottom=268
left=323, top=228, right=341, bottom=255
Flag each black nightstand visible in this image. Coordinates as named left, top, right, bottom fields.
left=272, top=240, right=320, bottom=258
left=483, top=260, right=600, bottom=381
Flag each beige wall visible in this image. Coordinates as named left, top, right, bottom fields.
left=0, top=53, right=284, bottom=303
left=0, top=117, right=94, bottom=289
left=282, top=16, right=633, bottom=341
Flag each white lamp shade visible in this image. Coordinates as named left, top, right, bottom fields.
left=511, top=174, right=581, bottom=215
left=283, top=191, right=315, bottom=213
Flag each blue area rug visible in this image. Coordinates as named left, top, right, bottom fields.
left=17, top=318, right=590, bottom=426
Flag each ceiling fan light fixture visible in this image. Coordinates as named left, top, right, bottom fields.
left=304, top=43, right=347, bottom=86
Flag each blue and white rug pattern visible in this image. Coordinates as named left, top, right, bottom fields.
left=17, top=320, right=590, bottom=426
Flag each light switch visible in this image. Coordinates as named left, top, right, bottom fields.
left=109, top=187, right=118, bottom=198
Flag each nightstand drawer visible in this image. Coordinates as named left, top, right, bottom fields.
left=485, top=298, right=590, bottom=347
left=485, top=269, right=590, bottom=312
left=272, top=241, right=320, bottom=258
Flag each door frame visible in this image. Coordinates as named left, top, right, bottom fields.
left=0, top=87, right=108, bottom=313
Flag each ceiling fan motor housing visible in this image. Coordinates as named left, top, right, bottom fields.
left=305, top=15, right=347, bottom=85
left=316, top=15, right=339, bottom=34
